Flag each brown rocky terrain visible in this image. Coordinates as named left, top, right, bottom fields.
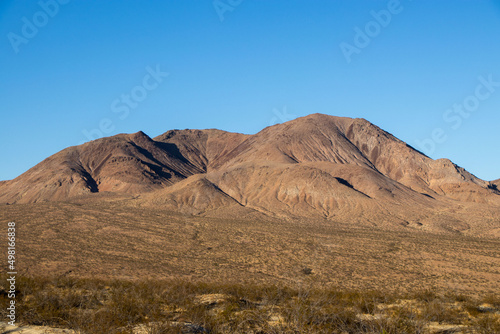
left=0, top=131, right=203, bottom=203
left=1, top=115, right=500, bottom=333
left=0, top=114, right=499, bottom=235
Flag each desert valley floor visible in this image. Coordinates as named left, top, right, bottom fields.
left=2, top=195, right=499, bottom=296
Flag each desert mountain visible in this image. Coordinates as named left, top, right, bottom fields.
left=153, top=129, right=249, bottom=173
left=202, top=115, right=493, bottom=201
left=1, top=114, right=499, bottom=226
left=0, top=131, right=204, bottom=203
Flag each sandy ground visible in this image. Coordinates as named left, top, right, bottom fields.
left=0, top=322, right=74, bottom=334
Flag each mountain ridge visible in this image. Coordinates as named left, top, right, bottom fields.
left=1, top=114, right=498, bottom=233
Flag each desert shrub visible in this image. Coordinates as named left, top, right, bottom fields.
left=472, top=314, right=500, bottom=334
left=481, top=293, right=500, bottom=308
left=420, top=299, right=466, bottom=324
left=2, top=274, right=498, bottom=333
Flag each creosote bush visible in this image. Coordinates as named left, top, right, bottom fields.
left=1, top=274, right=499, bottom=333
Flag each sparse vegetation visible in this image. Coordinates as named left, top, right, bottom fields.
left=1, top=275, right=499, bottom=333
left=1, top=199, right=499, bottom=333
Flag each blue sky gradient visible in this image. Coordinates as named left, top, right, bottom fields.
left=1, top=0, right=499, bottom=181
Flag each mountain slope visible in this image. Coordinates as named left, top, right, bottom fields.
left=204, top=161, right=436, bottom=219
left=208, top=114, right=496, bottom=203
left=153, top=129, right=249, bottom=172
left=0, top=131, right=203, bottom=203
left=1, top=114, right=498, bottom=223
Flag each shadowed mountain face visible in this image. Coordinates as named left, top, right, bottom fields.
left=0, top=131, right=204, bottom=203
left=1, top=114, right=498, bottom=229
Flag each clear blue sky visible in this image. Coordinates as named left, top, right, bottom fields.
left=1, top=0, right=500, bottom=181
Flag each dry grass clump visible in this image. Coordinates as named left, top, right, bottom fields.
left=1, top=275, right=499, bottom=333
